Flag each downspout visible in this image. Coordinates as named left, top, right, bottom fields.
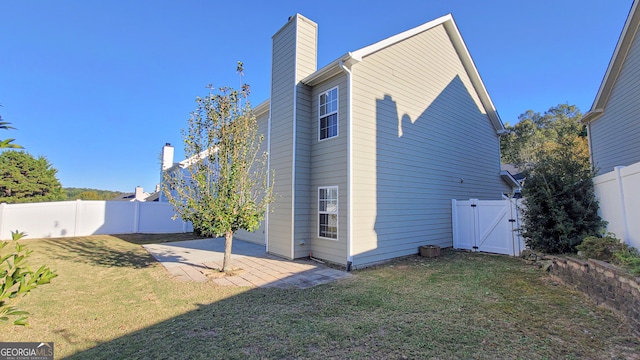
left=582, top=109, right=602, bottom=170
left=266, top=114, right=272, bottom=253
left=586, top=121, right=595, bottom=169
left=291, top=33, right=298, bottom=260
left=339, top=59, right=353, bottom=271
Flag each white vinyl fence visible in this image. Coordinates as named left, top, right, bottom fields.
left=452, top=198, right=525, bottom=256
left=0, top=200, right=193, bottom=240
left=593, top=162, right=640, bottom=249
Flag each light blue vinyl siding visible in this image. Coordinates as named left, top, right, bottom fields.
left=590, top=26, right=640, bottom=173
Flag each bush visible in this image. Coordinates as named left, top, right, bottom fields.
left=520, top=133, right=604, bottom=253
left=613, top=246, right=640, bottom=276
left=0, top=239, right=57, bottom=326
left=576, top=235, right=625, bottom=262
left=576, top=233, right=640, bottom=276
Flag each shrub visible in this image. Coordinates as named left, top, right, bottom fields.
left=10, top=230, right=27, bottom=241
left=576, top=233, right=640, bottom=276
left=576, top=234, right=625, bottom=262
left=0, top=239, right=57, bottom=326
left=520, top=131, right=604, bottom=253
left=613, top=246, right=640, bottom=276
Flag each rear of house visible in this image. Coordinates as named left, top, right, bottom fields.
left=162, top=13, right=511, bottom=269
left=346, top=16, right=509, bottom=267
left=264, top=14, right=510, bottom=268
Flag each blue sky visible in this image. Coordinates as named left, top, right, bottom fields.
left=0, top=1, right=632, bottom=192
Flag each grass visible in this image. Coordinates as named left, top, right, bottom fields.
left=3, top=235, right=639, bottom=359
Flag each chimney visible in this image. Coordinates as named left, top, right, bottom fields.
left=161, top=143, right=174, bottom=171
left=134, top=186, right=145, bottom=201
left=268, top=14, right=318, bottom=259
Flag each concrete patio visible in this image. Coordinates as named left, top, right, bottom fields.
left=143, top=238, right=352, bottom=289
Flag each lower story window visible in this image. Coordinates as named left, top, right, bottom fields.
left=318, top=186, right=338, bottom=239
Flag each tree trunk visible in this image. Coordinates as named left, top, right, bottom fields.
left=222, top=231, right=233, bottom=272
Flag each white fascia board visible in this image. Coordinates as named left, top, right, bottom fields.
left=441, top=18, right=505, bottom=132
left=302, top=53, right=357, bottom=86
left=350, top=14, right=453, bottom=60
left=589, top=0, right=639, bottom=113
left=303, top=15, right=454, bottom=87
left=304, top=13, right=504, bottom=132
left=500, top=170, right=521, bottom=190
left=352, top=13, right=504, bottom=132
left=175, top=100, right=268, bottom=169
left=253, top=99, right=270, bottom=116
left=178, top=147, right=217, bottom=168
left=580, top=109, right=604, bottom=124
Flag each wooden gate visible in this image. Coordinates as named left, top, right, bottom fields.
left=452, top=198, right=525, bottom=256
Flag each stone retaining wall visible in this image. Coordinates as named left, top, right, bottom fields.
left=546, top=255, right=640, bottom=337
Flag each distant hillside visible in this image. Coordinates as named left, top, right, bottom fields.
left=64, top=188, right=125, bottom=200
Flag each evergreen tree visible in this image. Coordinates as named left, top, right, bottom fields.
left=0, top=151, right=65, bottom=203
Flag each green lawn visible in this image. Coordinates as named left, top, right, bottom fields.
left=3, top=235, right=639, bottom=359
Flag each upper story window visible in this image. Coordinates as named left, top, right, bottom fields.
left=319, top=87, right=338, bottom=140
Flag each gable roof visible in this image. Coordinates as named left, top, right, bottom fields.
left=500, top=164, right=525, bottom=182
left=301, top=14, right=505, bottom=133
left=165, top=99, right=271, bottom=172
left=582, top=0, right=639, bottom=123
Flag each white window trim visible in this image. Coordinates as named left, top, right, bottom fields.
left=318, top=186, right=339, bottom=240
left=318, top=86, right=339, bottom=141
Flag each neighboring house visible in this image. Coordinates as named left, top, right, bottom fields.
left=500, top=164, right=525, bottom=184
left=145, top=191, right=160, bottom=202
left=162, top=13, right=514, bottom=268
left=500, top=164, right=524, bottom=197
left=582, top=0, right=640, bottom=173
left=112, top=186, right=154, bottom=202
left=581, top=0, right=640, bottom=249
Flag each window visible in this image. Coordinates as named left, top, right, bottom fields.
left=319, top=87, right=338, bottom=140
left=318, top=186, right=338, bottom=239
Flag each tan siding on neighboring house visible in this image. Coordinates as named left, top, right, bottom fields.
left=350, top=24, right=505, bottom=267
left=309, top=74, right=349, bottom=265
left=590, top=26, right=640, bottom=173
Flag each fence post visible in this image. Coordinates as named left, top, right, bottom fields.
left=0, top=203, right=5, bottom=240
left=614, top=166, right=631, bottom=244
left=451, top=199, right=458, bottom=249
left=471, top=199, right=479, bottom=252
left=73, top=199, right=82, bottom=237
left=133, top=201, right=140, bottom=233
